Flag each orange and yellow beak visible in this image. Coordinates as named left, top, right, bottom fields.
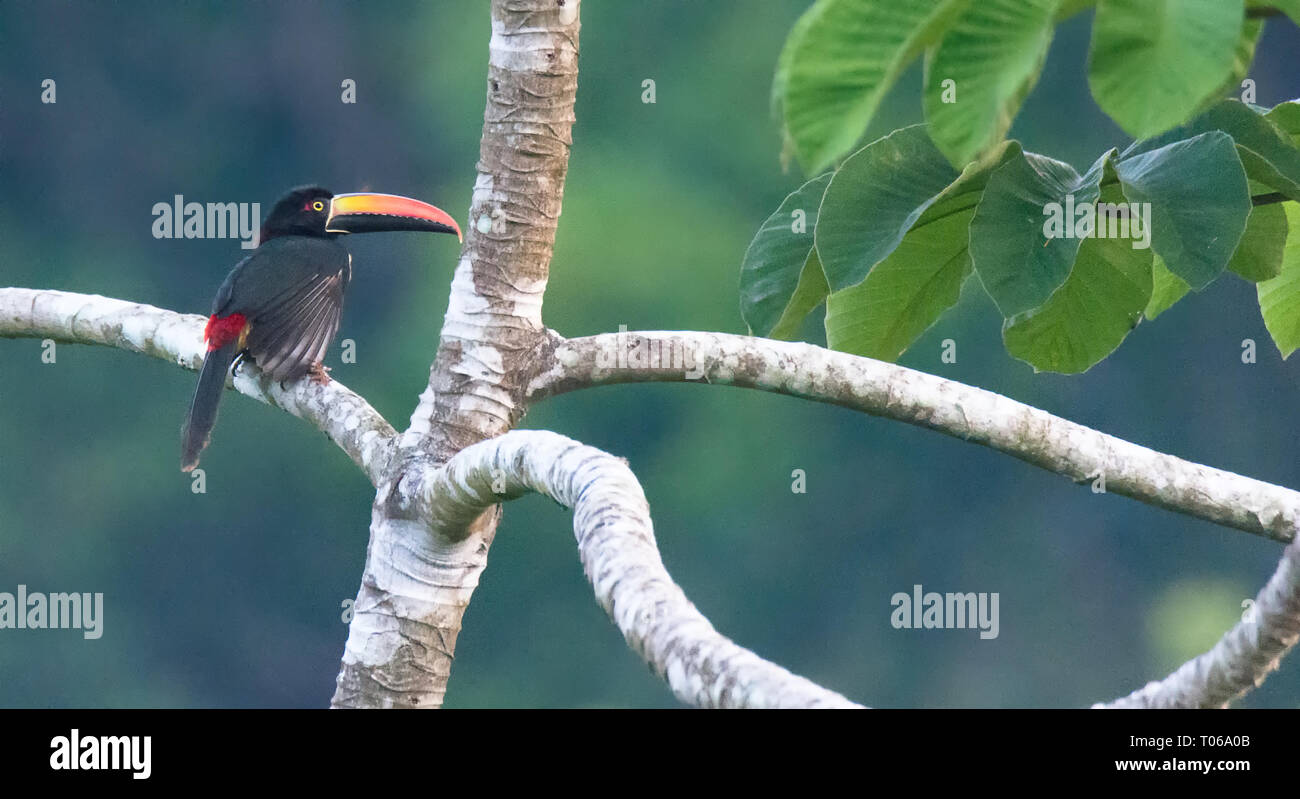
left=326, top=192, right=462, bottom=241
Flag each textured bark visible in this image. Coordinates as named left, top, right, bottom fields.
left=9, top=283, right=1300, bottom=707
left=0, top=288, right=395, bottom=484
left=331, top=0, right=582, bottom=708
left=419, top=430, right=860, bottom=707
left=1097, top=536, right=1300, bottom=708
left=531, top=330, right=1300, bottom=543
left=1, top=285, right=857, bottom=707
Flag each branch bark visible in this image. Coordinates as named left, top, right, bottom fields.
left=0, top=288, right=396, bottom=484
left=418, top=429, right=860, bottom=707
left=10, top=283, right=1300, bottom=706
left=530, top=330, right=1300, bottom=544
left=1097, top=536, right=1300, bottom=708
left=2, top=287, right=861, bottom=707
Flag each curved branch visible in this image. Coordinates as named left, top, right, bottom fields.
left=0, top=287, right=397, bottom=485
left=1097, top=536, right=1300, bottom=708
left=530, top=330, right=1300, bottom=543
left=413, top=429, right=860, bottom=708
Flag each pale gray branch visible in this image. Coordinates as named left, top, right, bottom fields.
left=531, top=330, right=1300, bottom=543
left=0, top=287, right=397, bottom=485
left=1097, top=536, right=1300, bottom=708
left=416, top=429, right=861, bottom=708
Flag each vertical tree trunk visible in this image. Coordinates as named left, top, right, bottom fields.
left=331, top=0, right=581, bottom=708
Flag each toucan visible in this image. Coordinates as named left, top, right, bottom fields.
left=180, top=185, right=462, bottom=472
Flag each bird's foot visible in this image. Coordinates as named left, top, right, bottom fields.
left=309, top=363, right=333, bottom=386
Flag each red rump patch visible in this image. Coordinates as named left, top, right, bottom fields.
left=204, top=313, right=248, bottom=351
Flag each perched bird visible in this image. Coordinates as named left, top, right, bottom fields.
left=181, top=185, right=462, bottom=472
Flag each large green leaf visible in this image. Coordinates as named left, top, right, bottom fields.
left=1228, top=201, right=1288, bottom=282
left=821, top=142, right=1022, bottom=360
left=1124, top=101, right=1300, bottom=203
left=778, top=0, right=971, bottom=174
left=815, top=126, right=961, bottom=291
left=1088, top=0, right=1244, bottom=139
left=1114, top=131, right=1251, bottom=289
left=1145, top=255, right=1189, bottom=320
left=1004, top=181, right=1154, bottom=373
left=1265, top=100, right=1300, bottom=148
left=771, top=251, right=831, bottom=341
left=923, top=0, right=1058, bottom=167
left=1257, top=202, right=1300, bottom=358
left=772, top=0, right=834, bottom=168
left=969, top=149, right=1111, bottom=317
left=1198, top=17, right=1262, bottom=117
left=739, top=174, right=832, bottom=337
left=825, top=211, right=972, bottom=361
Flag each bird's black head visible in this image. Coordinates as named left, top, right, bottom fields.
left=258, top=184, right=462, bottom=245
left=260, top=185, right=335, bottom=242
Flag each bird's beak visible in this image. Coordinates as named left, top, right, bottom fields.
left=326, top=193, right=463, bottom=241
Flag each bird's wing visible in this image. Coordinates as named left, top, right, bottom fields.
left=220, top=238, right=350, bottom=382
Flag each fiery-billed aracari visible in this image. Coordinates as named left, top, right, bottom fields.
left=180, top=185, right=461, bottom=472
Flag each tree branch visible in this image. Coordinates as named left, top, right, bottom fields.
left=0, top=288, right=396, bottom=485
left=530, top=330, right=1300, bottom=544
left=412, top=429, right=860, bottom=707
left=1097, top=536, right=1300, bottom=708
left=1, top=285, right=851, bottom=707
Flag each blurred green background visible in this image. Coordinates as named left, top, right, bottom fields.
left=2, top=1, right=1299, bottom=708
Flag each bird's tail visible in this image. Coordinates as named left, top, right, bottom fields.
left=181, top=342, right=240, bottom=472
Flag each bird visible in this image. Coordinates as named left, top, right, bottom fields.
left=180, top=185, right=462, bottom=472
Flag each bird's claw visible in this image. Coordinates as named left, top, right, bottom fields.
left=309, top=363, right=333, bottom=386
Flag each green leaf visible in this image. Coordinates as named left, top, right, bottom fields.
left=969, top=149, right=1111, bottom=317
left=1004, top=182, right=1154, bottom=373
left=772, top=0, right=834, bottom=168
left=824, top=207, right=972, bottom=361
left=1088, top=0, right=1244, bottom=139
left=923, top=0, right=1059, bottom=167
left=771, top=251, right=831, bottom=340
left=1247, top=0, right=1300, bottom=25
left=1125, top=101, right=1300, bottom=203
left=1258, top=202, right=1300, bottom=358
left=1199, top=18, right=1263, bottom=116
left=1115, top=131, right=1251, bottom=288
left=815, top=126, right=962, bottom=291
left=1264, top=100, right=1300, bottom=148
left=820, top=140, right=1023, bottom=361
left=1228, top=201, right=1288, bottom=282
left=1145, top=255, right=1189, bottom=320
left=778, top=0, right=971, bottom=174
left=739, top=174, right=832, bottom=337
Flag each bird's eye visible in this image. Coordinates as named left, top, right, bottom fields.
left=312, top=201, right=326, bottom=212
